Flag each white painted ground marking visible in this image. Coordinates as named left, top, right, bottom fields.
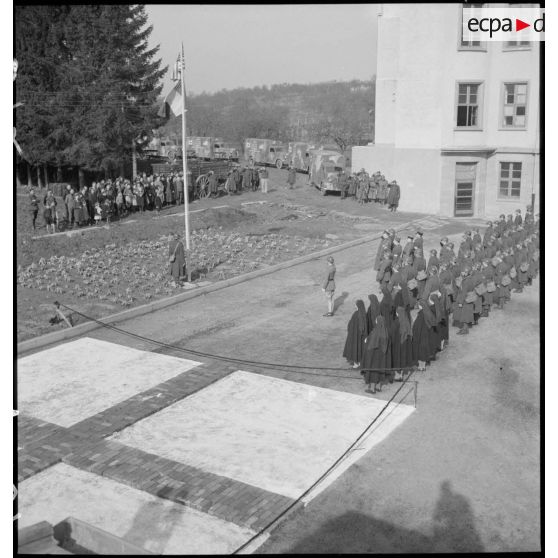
left=19, top=463, right=258, bottom=555
left=17, top=337, right=200, bottom=427
left=111, top=370, right=415, bottom=502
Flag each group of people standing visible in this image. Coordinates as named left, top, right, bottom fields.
left=223, top=165, right=270, bottom=195
left=28, top=172, right=189, bottom=232
left=339, top=206, right=540, bottom=393
left=338, top=169, right=401, bottom=211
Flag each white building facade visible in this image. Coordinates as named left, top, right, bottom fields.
left=352, top=3, right=540, bottom=218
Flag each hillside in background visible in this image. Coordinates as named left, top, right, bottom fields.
left=160, top=78, right=375, bottom=152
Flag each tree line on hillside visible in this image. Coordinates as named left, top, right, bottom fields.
left=15, top=4, right=165, bottom=187
left=161, top=79, right=375, bottom=153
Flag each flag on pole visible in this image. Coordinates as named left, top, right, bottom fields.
left=158, top=81, right=182, bottom=119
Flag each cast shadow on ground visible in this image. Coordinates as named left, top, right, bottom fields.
left=285, top=480, right=485, bottom=554
left=333, top=291, right=349, bottom=313
left=122, top=500, right=184, bottom=554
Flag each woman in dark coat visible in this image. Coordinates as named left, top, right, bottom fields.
left=379, top=286, right=395, bottom=331
left=361, top=315, right=391, bottom=393
left=366, top=294, right=381, bottom=334
left=412, top=300, right=436, bottom=371
left=343, top=300, right=368, bottom=368
left=168, top=233, right=185, bottom=285
left=391, top=306, right=414, bottom=380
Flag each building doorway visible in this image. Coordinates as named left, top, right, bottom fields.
left=454, top=162, right=477, bottom=216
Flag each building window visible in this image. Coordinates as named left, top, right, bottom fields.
left=499, top=162, right=522, bottom=198
left=502, top=83, right=528, bottom=128
left=504, top=40, right=530, bottom=48
left=456, top=83, right=482, bottom=128
left=459, top=4, right=486, bottom=50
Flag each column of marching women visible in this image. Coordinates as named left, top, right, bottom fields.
left=341, top=207, right=540, bottom=394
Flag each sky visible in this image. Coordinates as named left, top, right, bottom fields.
left=145, top=4, right=379, bottom=97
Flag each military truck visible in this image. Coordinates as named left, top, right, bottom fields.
left=244, top=138, right=290, bottom=168
left=309, top=149, right=348, bottom=196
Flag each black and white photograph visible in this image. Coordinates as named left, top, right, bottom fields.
left=13, top=3, right=543, bottom=554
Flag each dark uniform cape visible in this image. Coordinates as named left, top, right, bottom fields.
left=413, top=236, right=424, bottom=251
left=380, top=287, right=395, bottom=331
left=366, top=295, right=381, bottom=335
left=343, top=301, right=368, bottom=364
left=391, top=308, right=414, bottom=370
left=361, top=316, right=391, bottom=385
left=412, top=309, right=432, bottom=363
left=514, top=214, right=523, bottom=226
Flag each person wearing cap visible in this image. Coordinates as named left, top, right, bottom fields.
left=440, top=237, right=452, bottom=263
left=391, top=236, right=403, bottom=267
left=453, top=265, right=475, bottom=335
left=458, top=231, right=473, bottom=259
left=374, top=230, right=392, bottom=271
left=413, top=229, right=424, bottom=250
left=387, top=180, right=401, bottom=212
left=412, top=247, right=426, bottom=273
left=403, top=235, right=414, bottom=258
left=514, top=208, right=523, bottom=226
left=322, top=256, right=336, bottom=317
left=495, top=214, right=506, bottom=236
left=480, top=259, right=495, bottom=317
left=427, top=249, right=440, bottom=272
left=472, top=227, right=482, bottom=247
left=376, top=252, right=393, bottom=288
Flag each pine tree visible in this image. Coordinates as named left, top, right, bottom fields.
left=15, top=5, right=167, bottom=180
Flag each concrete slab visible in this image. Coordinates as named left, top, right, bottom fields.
left=18, top=463, right=258, bottom=555
left=111, top=371, right=414, bottom=501
left=17, top=337, right=200, bottom=427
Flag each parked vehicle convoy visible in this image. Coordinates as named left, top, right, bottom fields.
left=309, top=149, right=348, bottom=196
left=244, top=138, right=290, bottom=169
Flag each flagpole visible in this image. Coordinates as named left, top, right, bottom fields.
left=180, top=42, right=192, bottom=281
